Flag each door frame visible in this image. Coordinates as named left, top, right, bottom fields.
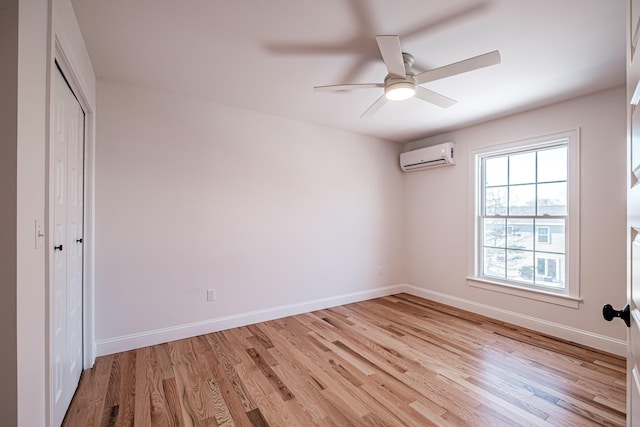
left=46, top=33, right=96, bottom=425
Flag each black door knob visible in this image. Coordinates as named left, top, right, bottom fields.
left=602, top=304, right=630, bottom=328
left=76, top=238, right=83, bottom=243
left=54, top=244, right=63, bottom=251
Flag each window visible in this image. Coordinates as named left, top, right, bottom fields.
left=536, top=256, right=558, bottom=281
left=537, top=227, right=550, bottom=244
left=468, top=130, right=580, bottom=307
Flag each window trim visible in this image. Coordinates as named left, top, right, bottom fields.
left=467, top=129, right=581, bottom=307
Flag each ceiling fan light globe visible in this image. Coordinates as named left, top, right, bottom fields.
left=384, top=82, right=416, bottom=101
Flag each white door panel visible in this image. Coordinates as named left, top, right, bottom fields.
left=52, top=66, right=84, bottom=427
left=629, top=1, right=640, bottom=425
left=602, top=1, right=640, bottom=423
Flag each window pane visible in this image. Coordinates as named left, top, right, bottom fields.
left=485, top=156, right=508, bottom=187
left=538, top=182, right=567, bottom=215
left=538, top=146, right=567, bottom=183
left=548, top=259, right=557, bottom=277
left=508, top=184, right=535, bottom=215
left=506, top=249, right=533, bottom=283
left=483, top=247, right=505, bottom=279
left=506, top=219, right=533, bottom=250
left=534, top=254, right=565, bottom=288
left=509, top=152, right=536, bottom=185
left=483, top=218, right=506, bottom=248
left=485, top=186, right=507, bottom=215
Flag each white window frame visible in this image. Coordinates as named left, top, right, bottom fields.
left=467, top=129, right=581, bottom=308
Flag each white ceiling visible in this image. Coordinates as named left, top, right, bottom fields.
left=71, top=0, right=625, bottom=143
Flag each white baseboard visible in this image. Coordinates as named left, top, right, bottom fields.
left=96, top=285, right=405, bottom=356
left=96, top=283, right=626, bottom=357
left=400, top=284, right=627, bottom=356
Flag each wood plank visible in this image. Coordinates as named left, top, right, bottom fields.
left=116, top=350, right=137, bottom=426
left=63, top=294, right=626, bottom=426
left=162, top=378, right=186, bottom=427
left=62, top=353, right=113, bottom=427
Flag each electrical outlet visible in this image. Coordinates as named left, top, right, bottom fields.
left=207, top=288, right=216, bottom=301
left=378, top=267, right=383, bottom=277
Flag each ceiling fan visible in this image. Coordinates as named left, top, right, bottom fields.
left=313, top=35, right=501, bottom=117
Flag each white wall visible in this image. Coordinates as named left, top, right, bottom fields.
left=95, top=83, right=627, bottom=355
left=16, top=0, right=49, bottom=423
left=94, top=80, right=405, bottom=353
left=403, top=87, right=627, bottom=352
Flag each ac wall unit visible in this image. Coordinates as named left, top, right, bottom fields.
left=400, top=142, right=455, bottom=172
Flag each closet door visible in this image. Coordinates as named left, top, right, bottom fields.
left=52, top=66, right=84, bottom=426
left=625, top=0, right=640, bottom=423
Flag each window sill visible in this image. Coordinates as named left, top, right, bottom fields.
left=467, top=276, right=582, bottom=308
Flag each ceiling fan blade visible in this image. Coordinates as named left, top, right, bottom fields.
left=314, top=83, right=384, bottom=91
left=415, top=50, right=501, bottom=85
left=376, top=35, right=406, bottom=78
left=415, top=86, right=457, bottom=108
left=361, top=95, right=388, bottom=118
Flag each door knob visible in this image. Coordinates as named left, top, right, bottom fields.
left=602, top=304, right=630, bottom=328
left=76, top=238, right=83, bottom=243
left=54, top=244, right=63, bottom=251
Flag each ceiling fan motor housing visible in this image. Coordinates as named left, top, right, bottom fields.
left=384, top=53, right=416, bottom=100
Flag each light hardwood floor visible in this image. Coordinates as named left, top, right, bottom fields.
left=63, top=294, right=626, bottom=426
